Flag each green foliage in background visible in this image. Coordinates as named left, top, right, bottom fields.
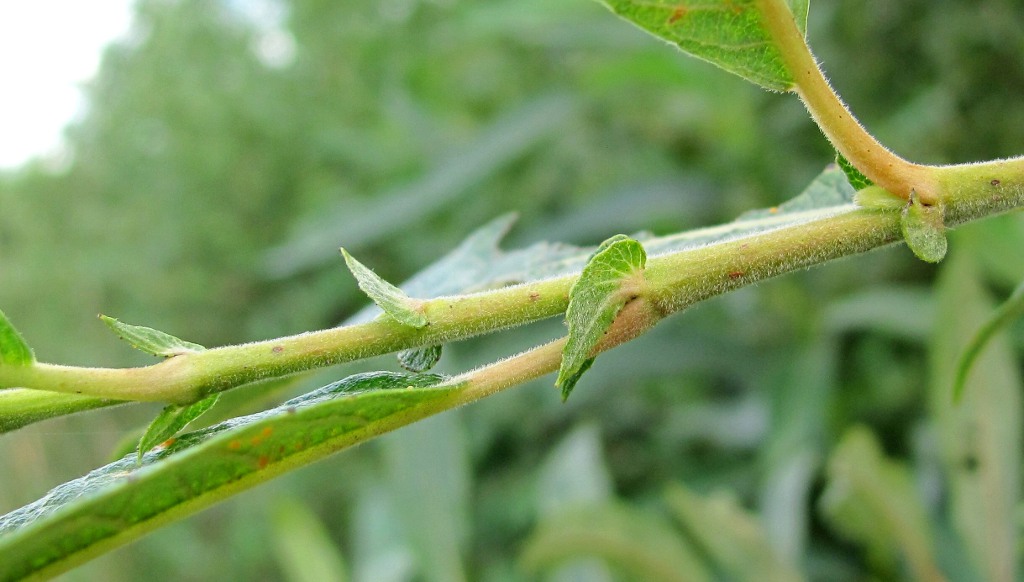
left=1, top=0, right=1023, bottom=580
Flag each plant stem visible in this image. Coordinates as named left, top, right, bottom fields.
left=2, top=157, right=1022, bottom=426
left=756, top=0, right=939, bottom=204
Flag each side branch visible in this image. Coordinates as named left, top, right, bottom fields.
left=755, top=0, right=938, bottom=203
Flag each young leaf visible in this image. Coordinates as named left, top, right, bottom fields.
left=953, top=279, right=1024, bottom=402
left=600, top=0, right=809, bottom=91
left=900, top=193, right=947, bottom=263
left=819, top=427, right=944, bottom=582
left=136, top=394, right=220, bottom=462
left=100, top=315, right=205, bottom=357
left=0, top=371, right=451, bottom=581
left=397, top=345, right=443, bottom=373
left=836, top=153, right=873, bottom=191
left=341, top=248, right=428, bottom=328
left=556, top=235, right=646, bottom=400
left=0, top=308, right=34, bottom=367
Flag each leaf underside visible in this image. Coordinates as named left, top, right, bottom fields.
left=100, top=315, right=205, bottom=357
left=557, top=235, right=647, bottom=400
left=0, top=372, right=450, bottom=581
left=601, top=0, right=809, bottom=91
left=0, top=308, right=35, bottom=367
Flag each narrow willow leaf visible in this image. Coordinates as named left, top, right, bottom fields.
left=270, top=498, right=350, bottom=582
left=854, top=185, right=905, bottom=210
left=664, top=484, right=803, bottom=582
left=836, top=153, right=873, bottom=191
left=100, top=315, right=205, bottom=357
left=931, top=256, right=1020, bottom=582
left=901, top=193, right=947, bottom=263
left=341, top=248, right=428, bottom=328
left=397, top=345, right=443, bottom=372
left=521, top=504, right=712, bottom=582
left=600, top=0, right=810, bottom=91
left=0, top=371, right=450, bottom=581
left=953, top=279, right=1024, bottom=402
left=137, top=394, right=220, bottom=462
left=557, top=235, right=646, bottom=400
left=0, top=308, right=34, bottom=366
left=819, top=427, right=943, bottom=582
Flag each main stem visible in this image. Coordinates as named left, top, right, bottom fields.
left=756, top=0, right=939, bottom=204
left=2, top=155, right=1021, bottom=427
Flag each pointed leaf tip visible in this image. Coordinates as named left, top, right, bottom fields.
left=341, top=248, right=428, bottom=328
left=556, top=235, right=646, bottom=400
left=900, top=193, right=947, bottom=263
left=0, top=309, right=34, bottom=367
left=101, top=315, right=205, bottom=357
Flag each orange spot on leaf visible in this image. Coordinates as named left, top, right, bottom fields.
left=228, top=440, right=242, bottom=450
left=667, top=5, right=688, bottom=24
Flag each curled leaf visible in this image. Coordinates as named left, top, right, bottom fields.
left=100, top=315, right=205, bottom=357
left=900, top=193, right=947, bottom=263
left=557, top=235, right=646, bottom=400
left=341, top=248, right=428, bottom=328
left=397, top=345, right=443, bottom=373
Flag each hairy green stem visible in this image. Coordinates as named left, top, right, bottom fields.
left=1, top=157, right=1022, bottom=430
left=756, top=0, right=939, bottom=204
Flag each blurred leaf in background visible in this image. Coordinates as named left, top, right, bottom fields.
left=1, top=0, right=1023, bottom=580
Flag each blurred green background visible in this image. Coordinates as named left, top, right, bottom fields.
left=1, top=0, right=1023, bottom=580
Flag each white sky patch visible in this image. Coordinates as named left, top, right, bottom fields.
left=0, top=2, right=134, bottom=170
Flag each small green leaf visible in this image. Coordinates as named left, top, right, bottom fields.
left=557, top=235, right=646, bottom=401
left=900, top=193, right=947, bottom=263
left=836, top=153, right=873, bottom=191
left=341, top=248, right=428, bottom=328
left=854, top=185, right=905, bottom=210
left=137, top=394, right=220, bottom=462
left=600, top=0, right=809, bottom=91
left=0, top=308, right=34, bottom=367
left=819, top=426, right=943, bottom=581
left=953, top=279, right=1024, bottom=402
left=397, top=345, right=443, bottom=372
left=100, top=315, right=205, bottom=357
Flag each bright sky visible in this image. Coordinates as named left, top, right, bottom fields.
left=0, top=2, right=135, bottom=170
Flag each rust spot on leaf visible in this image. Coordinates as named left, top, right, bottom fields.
left=228, top=440, right=242, bottom=450
left=271, top=345, right=284, bottom=354
left=728, top=271, right=744, bottom=280
left=667, top=5, right=688, bottom=24
left=991, top=179, right=1001, bottom=186
left=258, top=455, right=269, bottom=469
